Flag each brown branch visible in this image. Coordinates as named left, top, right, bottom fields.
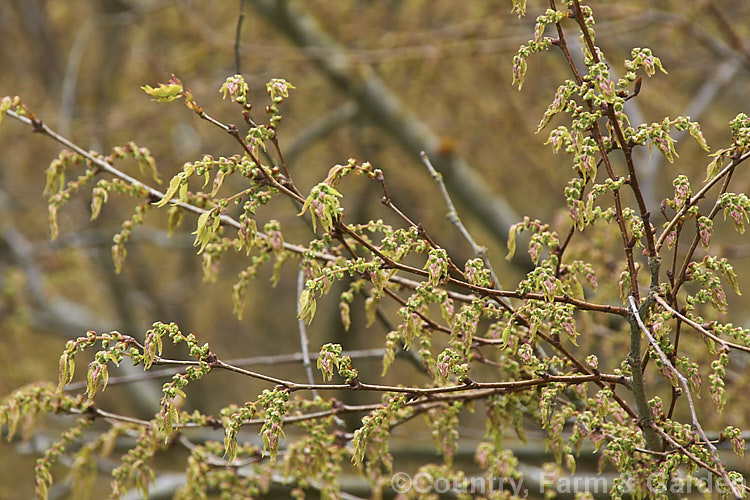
left=656, top=150, right=750, bottom=252
left=224, top=124, right=305, bottom=203
left=629, top=297, right=741, bottom=499
left=65, top=348, right=390, bottom=391
left=671, top=163, right=737, bottom=296
left=653, top=425, right=747, bottom=497
left=654, top=295, right=750, bottom=355
left=3, top=108, right=337, bottom=263
left=555, top=1, right=641, bottom=301
left=372, top=169, right=466, bottom=279
left=247, top=0, right=529, bottom=269
left=6, top=109, right=629, bottom=337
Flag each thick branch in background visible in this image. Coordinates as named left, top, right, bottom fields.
left=0, top=221, right=162, bottom=416
left=247, top=0, right=533, bottom=271
left=12, top=0, right=60, bottom=91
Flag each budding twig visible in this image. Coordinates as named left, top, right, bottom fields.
left=629, top=296, right=742, bottom=499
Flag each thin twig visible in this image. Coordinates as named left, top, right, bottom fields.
left=628, top=296, right=741, bottom=498
left=421, top=151, right=502, bottom=289
left=297, top=269, right=319, bottom=399
left=222, top=359, right=630, bottom=395
left=247, top=0, right=525, bottom=252
left=68, top=406, right=151, bottom=427
left=7, top=91, right=636, bottom=423
left=653, top=425, right=748, bottom=496
left=66, top=344, right=629, bottom=396
left=672, top=162, right=737, bottom=295
left=654, top=295, right=750, bottom=354
left=656, top=150, right=750, bottom=252
left=6, top=109, right=629, bottom=320
left=576, top=0, right=657, bottom=260
left=372, top=171, right=466, bottom=278
left=555, top=0, right=641, bottom=301
left=65, top=348, right=389, bottom=391
left=3, top=109, right=331, bottom=263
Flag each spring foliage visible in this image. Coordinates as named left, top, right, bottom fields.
left=2, top=1, right=750, bottom=499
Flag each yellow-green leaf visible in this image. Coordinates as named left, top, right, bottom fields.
left=192, top=210, right=213, bottom=254
left=506, top=228, right=517, bottom=261
left=167, top=205, right=183, bottom=236
left=154, top=174, right=183, bottom=207
left=141, top=82, right=183, bottom=103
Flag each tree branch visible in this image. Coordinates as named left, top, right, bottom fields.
left=629, top=296, right=742, bottom=499
left=247, top=0, right=529, bottom=270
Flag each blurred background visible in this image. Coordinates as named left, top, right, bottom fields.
left=1, top=0, right=750, bottom=498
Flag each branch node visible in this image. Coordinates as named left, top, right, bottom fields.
left=461, top=377, right=478, bottom=388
